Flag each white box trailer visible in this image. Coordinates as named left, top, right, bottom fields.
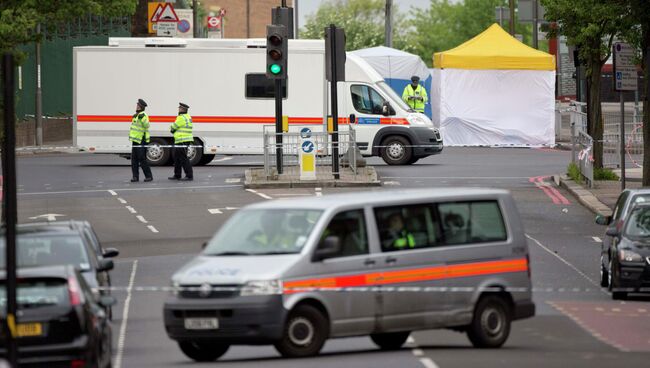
left=73, top=38, right=443, bottom=166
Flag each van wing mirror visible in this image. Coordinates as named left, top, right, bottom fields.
left=349, top=114, right=356, bottom=124
left=102, top=248, right=119, bottom=258
left=97, top=259, right=114, bottom=272
left=595, top=215, right=611, bottom=226
left=382, top=102, right=395, bottom=116
left=313, top=236, right=341, bottom=262
left=605, top=227, right=620, bottom=237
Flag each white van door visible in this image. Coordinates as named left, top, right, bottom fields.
left=347, top=83, right=392, bottom=154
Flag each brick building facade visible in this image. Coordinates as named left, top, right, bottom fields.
left=202, top=0, right=293, bottom=38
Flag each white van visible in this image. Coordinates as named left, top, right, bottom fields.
left=73, top=38, right=443, bottom=166
left=164, top=189, right=535, bottom=361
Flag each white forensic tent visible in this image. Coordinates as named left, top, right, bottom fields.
left=432, top=24, right=556, bottom=146
left=352, top=46, right=433, bottom=118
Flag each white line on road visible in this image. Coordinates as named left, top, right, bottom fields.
left=225, top=178, right=241, bottom=183
left=412, top=349, right=424, bottom=356
left=525, top=234, right=602, bottom=290
left=108, top=190, right=117, bottom=196
left=19, top=184, right=242, bottom=196
left=115, top=260, right=138, bottom=368
left=147, top=225, right=159, bottom=233
left=212, top=157, right=233, bottom=162
left=315, top=187, right=322, bottom=197
left=246, top=188, right=272, bottom=200
left=592, top=236, right=602, bottom=242
left=208, top=208, right=223, bottom=214
left=125, top=206, right=136, bottom=214
left=136, top=215, right=148, bottom=224
left=419, top=358, right=440, bottom=368
left=117, top=198, right=127, bottom=204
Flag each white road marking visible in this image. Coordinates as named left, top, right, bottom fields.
left=419, top=358, right=440, bottom=368
left=525, top=234, right=603, bottom=290
left=383, top=181, right=401, bottom=186
left=274, top=193, right=313, bottom=196
left=225, top=178, right=241, bottom=183
left=208, top=209, right=223, bottom=214
left=412, top=349, right=424, bottom=356
left=382, top=176, right=530, bottom=180
left=246, top=188, right=272, bottom=200
left=125, top=206, right=136, bottom=214
left=115, top=260, right=138, bottom=368
left=147, top=225, right=159, bottom=233
left=212, top=157, right=233, bottom=162
left=28, top=213, right=65, bottom=221
left=407, top=336, right=415, bottom=344
left=592, top=236, right=602, bottom=242
left=108, top=190, right=117, bottom=196
left=19, top=184, right=242, bottom=196
left=315, top=187, right=323, bottom=197
left=136, top=215, right=148, bottom=224
left=117, top=198, right=127, bottom=204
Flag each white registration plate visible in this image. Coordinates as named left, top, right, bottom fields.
left=184, top=318, right=219, bottom=330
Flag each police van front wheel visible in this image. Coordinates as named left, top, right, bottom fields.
left=146, top=138, right=171, bottom=166
left=178, top=341, right=229, bottom=362
left=274, top=304, right=328, bottom=358
left=380, top=136, right=413, bottom=165
left=466, top=295, right=512, bottom=348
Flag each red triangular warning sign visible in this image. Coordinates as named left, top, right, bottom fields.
left=156, top=3, right=179, bottom=22
left=150, top=4, right=163, bottom=22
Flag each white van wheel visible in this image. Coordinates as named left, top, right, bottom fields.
left=380, top=136, right=413, bottom=165
left=274, top=305, right=328, bottom=358
left=467, top=295, right=511, bottom=348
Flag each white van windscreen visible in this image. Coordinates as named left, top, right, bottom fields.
left=377, top=81, right=412, bottom=112
left=204, top=209, right=323, bottom=255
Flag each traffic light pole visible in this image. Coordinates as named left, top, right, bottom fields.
left=3, top=52, right=19, bottom=368
left=329, top=24, right=340, bottom=179
left=275, top=79, right=283, bottom=174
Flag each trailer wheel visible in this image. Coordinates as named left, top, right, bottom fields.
left=146, top=138, right=171, bottom=166
left=187, top=139, right=203, bottom=166
left=380, top=135, right=412, bottom=165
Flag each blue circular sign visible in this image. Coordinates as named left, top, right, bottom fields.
left=302, top=141, right=314, bottom=153
left=300, top=127, right=312, bottom=139
left=178, top=20, right=191, bottom=33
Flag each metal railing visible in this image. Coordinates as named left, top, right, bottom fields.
left=602, top=111, right=644, bottom=169
left=263, top=125, right=359, bottom=179
left=575, top=129, right=594, bottom=188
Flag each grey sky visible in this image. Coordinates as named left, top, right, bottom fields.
left=296, top=0, right=433, bottom=28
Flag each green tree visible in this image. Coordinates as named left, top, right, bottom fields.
left=542, top=0, right=624, bottom=169
left=301, top=0, right=415, bottom=53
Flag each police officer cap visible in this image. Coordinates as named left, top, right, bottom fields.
left=411, top=75, right=420, bottom=82
left=137, top=99, right=148, bottom=108
left=179, top=102, right=190, bottom=109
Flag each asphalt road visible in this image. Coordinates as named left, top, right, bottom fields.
left=15, top=147, right=650, bottom=367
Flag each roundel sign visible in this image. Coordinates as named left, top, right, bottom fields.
left=301, top=141, right=315, bottom=154
left=207, top=16, right=221, bottom=29
left=177, top=19, right=191, bottom=33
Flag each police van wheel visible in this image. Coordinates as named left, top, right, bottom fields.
left=178, top=341, right=229, bottom=362
left=146, top=138, right=171, bottom=166
left=274, top=305, right=328, bottom=358
left=467, top=295, right=511, bottom=348
left=380, top=136, right=413, bottom=165
left=370, top=332, right=410, bottom=350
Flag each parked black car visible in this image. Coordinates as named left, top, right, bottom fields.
left=601, top=203, right=650, bottom=300
left=0, top=265, right=115, bottom=367
left=0, top=222, right=118, bottom=318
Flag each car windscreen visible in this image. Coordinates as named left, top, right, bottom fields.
left=624, top=207, right=650, bottom=238
left=0, top=278, right=69, bottom=309
left=0, top=235, right=91, bottom=271
left=377, top=81, right=414, bottom=113
left=204, top=209, right=323, bottom=255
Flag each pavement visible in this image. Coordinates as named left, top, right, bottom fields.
left=14, top=147, right=650, bottom=367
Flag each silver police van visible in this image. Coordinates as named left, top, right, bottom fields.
left=163, top=189, right=534, bottom=361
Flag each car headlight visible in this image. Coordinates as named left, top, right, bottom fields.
left=171, top=281, right=180, bottom=296
left=619, top=249, right=643, bottom=262
left=240, top=280, right=283, bottom=296
left=406, top=113, right=431, bottom=126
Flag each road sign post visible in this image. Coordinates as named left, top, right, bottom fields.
left=300, top=128, right=316, bottom=180
left=613, top=42, right=638, bottom=190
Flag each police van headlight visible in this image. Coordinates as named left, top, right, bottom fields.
left=406, top=113, right=432, bottom=127
left=240, top=280, right=283, bottom=296
left=171, top=281, right=181, bottom=296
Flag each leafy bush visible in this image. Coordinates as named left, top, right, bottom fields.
left=567, top=162, right=582, bottom=184
left=594, top=168, right=619, bottom=181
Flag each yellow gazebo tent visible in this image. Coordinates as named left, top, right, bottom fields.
left=433, top=23, right=555, bottom=71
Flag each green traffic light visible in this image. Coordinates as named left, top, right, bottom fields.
left=270, top=64, right=282, bottom=74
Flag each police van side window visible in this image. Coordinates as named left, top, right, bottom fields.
left=351, top=85, right=385, bottom=115
left=437, top=201, right=507, bottom=245
left=245, top=74, right=287, bottom=99
left=374, top=204, right=441, bottom=252
left=318, top=210, right=368, bottom=257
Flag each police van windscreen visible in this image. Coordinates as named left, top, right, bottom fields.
left=377, top=81, right=413, bottom=112
left=204, top=209, right=323, bottom=255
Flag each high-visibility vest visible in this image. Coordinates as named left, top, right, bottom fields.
left=394, top=231, right=416, bottom=248
left=129, top=112, right=150, bottom=144
left=171, top=113, right=193, bottom=144
left=402, top=84, right=428, bottom=112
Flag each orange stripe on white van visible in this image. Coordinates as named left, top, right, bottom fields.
left=283, top=258, right=528, bottom=294
left=76, top=115, right=406, bottom=125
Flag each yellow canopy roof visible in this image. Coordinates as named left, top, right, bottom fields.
left=433, top=23, right=555, bottom=71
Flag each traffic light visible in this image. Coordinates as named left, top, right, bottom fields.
left=266, top=25, right=287, bottom=79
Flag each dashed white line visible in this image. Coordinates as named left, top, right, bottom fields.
left=136, top=215, right=148, bottom=224
left=246, top=188, right=272, bottom=200
left=19, top=184, right=242, bottom=196
left=412, top=349, right=424, bottom=356
left=315, top=187, right=323, bottom=197
left=125, top=206, right=136, bottom=214
left=419, top=358, right=440, bottom=368
left=108, top=190, right=117, bottom=196
left=117, top=198, right=127, bottom=204
left=147, top=225, right=159, bottom=233
left=115, top=260, right=138, bottom=368
left=225, top=178, right=241, bottom=183
left=592, top=236, right=602, bottom=242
